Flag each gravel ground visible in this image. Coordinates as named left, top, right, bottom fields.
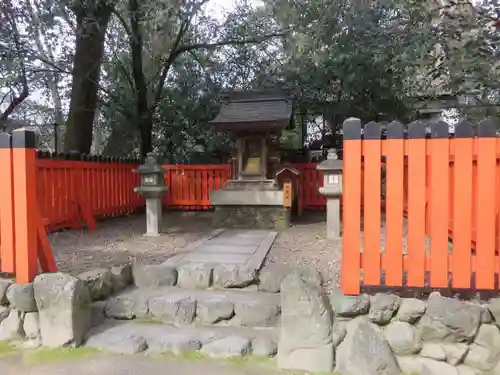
left=49, top=211, right=342, bottom=291
left=50, top=211, right=214, bottom=275
left=49, top=210, right=453, bottom=292
left=263, top=211, right=342, bottom=292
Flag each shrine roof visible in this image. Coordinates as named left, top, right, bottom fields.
left=209, top=89, right=293, bottom=131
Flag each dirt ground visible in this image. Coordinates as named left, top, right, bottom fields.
left=0, top=349, right=289, bottom=375
left=49, top=210, right=341, bottom=291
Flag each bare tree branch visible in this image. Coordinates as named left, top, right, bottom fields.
left=0, top=0, right=29, bottom=130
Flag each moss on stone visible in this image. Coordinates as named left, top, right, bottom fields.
left=22, top=347, right=100, bottom=365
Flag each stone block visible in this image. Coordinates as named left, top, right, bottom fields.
left=105, top=293, right=149, bottom=319
left=296, top=265, right=322, bottom=287
left=78, top=268, right=114, bottom=301
left=368, top=293, right=401, bottom=324
left=335, top=317, right=401, bottom=375
left=212, top=206, right=289, bottom=230
left=149, top=294, right=196, bottom=325
left=421, top=343, right=447, bottom=361
left=278, top=271, right=334, bottom=373
left=23, top=338, right=41, bottom=349
left=0, top=279, right=12, bottom=305
left=34, top=272, right=91, bottom=348
left=147, top=334, right=202, bottom=355
left=23, top=312, right=40, bottom=339
left=234, top=298, right=280, bottom=327
left=420, top=358, right=459, bottom=375
left=85, top=333, right=148, bottom=354
left=0, top=309, right=24, bottom=341
left=196, top=296, right=234, bottom=324
left=329, top=290, right=370, bottom=318
left=213, top=265, right=256, bottom=288
left=90, top=301, right=106, bottom=328
left=443, top=343, right=469, bottom=366
left=110, top=264, right=132, bottom=293
left=258, top=265, right=289, bottom=293
left=397, top=298, right=426, bottom=323
left=473, top=323, right=500, bottom=352
left=177, top=264, right=213, bottom=289
left=488, top=298, right=500, bottom=326
left=332, top=321, right=347, bottom=347
left=201, top=336, right=251, bottom=358
left=0, top=306, right=9, bottom=323
left=463, top=344, right=496, bottom=371
left=251, top=336, right=277, bottom=356
left=419, top=292, right=481, bottom=343
left=6, top=283, right=37, bottom=312
left=132, top=263, right=177, bottom=288
left=384, top=321, right=422, bottom=355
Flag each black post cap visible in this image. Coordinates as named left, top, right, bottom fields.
left=12, top=129, right=36, bottom=149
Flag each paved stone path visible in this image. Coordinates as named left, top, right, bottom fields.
left=165, top=229, right=277, bottom=271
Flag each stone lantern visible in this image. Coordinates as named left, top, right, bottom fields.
left=134, top=152, right=167, bottom=236
left=317, top=149, right=343, bottom=239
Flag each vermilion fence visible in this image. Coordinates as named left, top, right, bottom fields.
left=31, top=159, right=326, bottom=230
left=163, top=165, right=232, bottom=210
left=35, top=156, right=143, bottom=231
left=342, top=118, right=499, bottom=295
left=162, top=163, right=326, bottom=211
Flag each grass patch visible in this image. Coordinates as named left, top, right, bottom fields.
left=134, top=318, right=164, bottom=325
left=22, top=347, right=100, bottom=365
left=226, top=354, right=274, bottom=367
left=0, top=341, right=17, bottom=357
left=150, top=350, right=207, bottom=363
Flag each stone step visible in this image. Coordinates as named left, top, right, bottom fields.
left=84, top=319, right=278, bottom=357
left=104, top=286, right=281, bottom=328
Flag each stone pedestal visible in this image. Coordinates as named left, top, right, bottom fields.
left=145, top=198, right=162, bottom=236
left=317, top=149, right=343, bottom=240
left=326, top=198, right=341, bottom=239
left=210, top=181, right=289, bottom=229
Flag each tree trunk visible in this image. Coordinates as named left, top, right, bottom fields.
left=128, top=0, right=153, bottom=159
left=64, top=6, right=113, bottom=154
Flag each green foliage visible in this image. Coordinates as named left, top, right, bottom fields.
left=2, top=0, right=499, bottom=153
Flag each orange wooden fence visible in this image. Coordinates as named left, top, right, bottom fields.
left=0, top=130, right=58, bottom=283
left=36, top=157, right=143, bottom=231
left=342, top=118, right=500, bottom=294
left=162, top=163, right=326, bottom=211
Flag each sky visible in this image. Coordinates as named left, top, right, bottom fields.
left=206, top=0, right=262, bottom=18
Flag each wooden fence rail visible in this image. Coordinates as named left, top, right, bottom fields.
left=342, top=118, right=500, bottom=295
left=162, top=163, right=326, bottom=211
left=36, top=157, right=143, bottom=231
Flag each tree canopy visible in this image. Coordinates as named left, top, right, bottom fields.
left=0, top=0, right=498, bottom=159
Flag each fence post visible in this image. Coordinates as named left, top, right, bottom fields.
left=12, top=129, right=38, bottom=283
left=341, top=118, right=362, bottom=295
left=0, top=133, right=16, bottom=273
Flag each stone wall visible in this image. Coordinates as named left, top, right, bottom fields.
left=279, top=270, right=500, bottom=375
left=0, top=265, right=132, bottom=349
left=3, top=262, right=500, bottom=375
left=212, top=206, right=290, bottom=230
